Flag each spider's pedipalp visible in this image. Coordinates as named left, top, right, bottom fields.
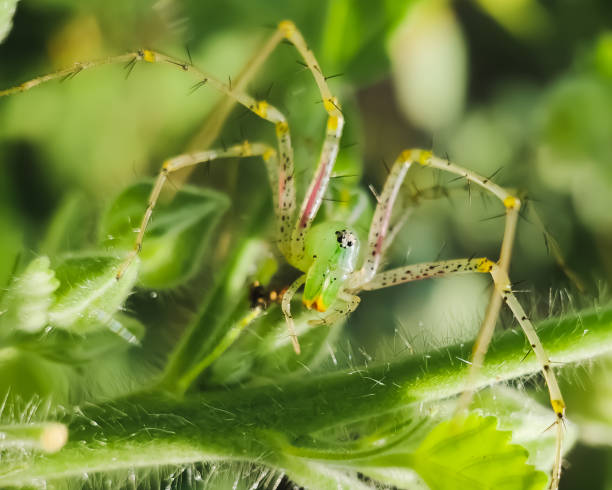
left=282, top=274, right=306, bottom=355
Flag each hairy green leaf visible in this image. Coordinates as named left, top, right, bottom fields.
left=412, top=415, right=547, bottom=490
left=48, top=253, right=138, bottom=336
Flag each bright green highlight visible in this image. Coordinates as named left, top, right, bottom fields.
left=302, top=222, right=360, bottom=311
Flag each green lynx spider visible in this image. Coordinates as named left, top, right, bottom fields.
left=0, top=20, right=566, bottom=489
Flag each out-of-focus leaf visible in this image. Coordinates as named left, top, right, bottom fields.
left=388, top=0, right=467, bottom=131
left=19, top=313, right=144, bottom=364
left=475, top=0, right=552, bottom=40
left=48, top=253, right=139, bottom=333
left=99, top=181, right=229, bottom=288
left=0, top=256, right=59, bottom=336
left=595, top=31, right=612, bottom=80
left=412, top=414, right=548, bottom=490
left=320, top=0, right=414, bottom=84
left=40, top=192, right=94, bottom=256
left=537, top=75, right=612, bottom=230
left=0, top=0, right=19, bottom=44
left=0, top=349, right=69, bottom=402
left=561, top=354, right=612, bottom=447
left=0, top=254, right=140, bottom=362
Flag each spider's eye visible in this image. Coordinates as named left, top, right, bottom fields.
left=335, top=230, right=356, bottom=249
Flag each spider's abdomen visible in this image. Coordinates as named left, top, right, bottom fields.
left=302, top=222, right=360, bottom=312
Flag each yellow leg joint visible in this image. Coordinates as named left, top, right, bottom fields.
left=323, top=96, right=340, bottom=114
left=275, top=121, right=289, bottom=137
left=476, top=258, right=495, bottom=273
left=418, top=150, right=433, bottom=166
left=253, top=100, right=268, bottom=119
left=142, top=49, right=156, bottom=63
left=278, top=20, right=296, bottom=39
left=551, top=399, right=566, bottom=415
left=327, top=115, right=339, bottom=132
left=503, top=195, right=519, bottom=209
left=263, top=148, right=276, bottom=162
left=241, top=140, right=252, bottom=156
left=400, top=150, right=414, bottom=162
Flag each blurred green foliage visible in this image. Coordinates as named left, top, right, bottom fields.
left=1, top=0, right=612, bottom=488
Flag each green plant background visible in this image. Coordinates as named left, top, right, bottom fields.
left=1, top=0, right=612, bottom=488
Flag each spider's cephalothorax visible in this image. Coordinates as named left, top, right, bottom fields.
left=302, top=223, right=360, bottom=312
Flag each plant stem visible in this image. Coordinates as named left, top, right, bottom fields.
left=2, top=307, right=611, bottom=486
left=159, top=197, right=271, bottom=395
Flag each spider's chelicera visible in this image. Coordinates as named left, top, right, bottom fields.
left=0, top=19, right=566, bottom=489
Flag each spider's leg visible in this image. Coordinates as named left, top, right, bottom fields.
left=358, top=261, right=565, bottom=488
left=404, top=151, right=523, bottom=411
left=309, top=291, right=361, bottom=326
left=115, top=141, right=279, bottom=279
left=382, top=207, right=414, bottom=257
left=347, top=148, right=563, bottom=487
left=354, top=148, right=522, bottom=406
left=490, top=264, right=565, bottom=490
left=276, top=22, right=345, bottom=268
left=168, top=26, right=287, bottom=192
left=0, top=54, right=136, bottom=96
left=281, top=275, right=306, bottom=354
left=414, top=151, right=520, bottom=269
left=187, top=27, right=286, bottom=152
left=349, top=150, right=430, bottom=287
left=0, top=46, right=301, bottom=262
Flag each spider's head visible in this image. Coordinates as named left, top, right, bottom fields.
left=302, top=223, right=360, bottom=312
